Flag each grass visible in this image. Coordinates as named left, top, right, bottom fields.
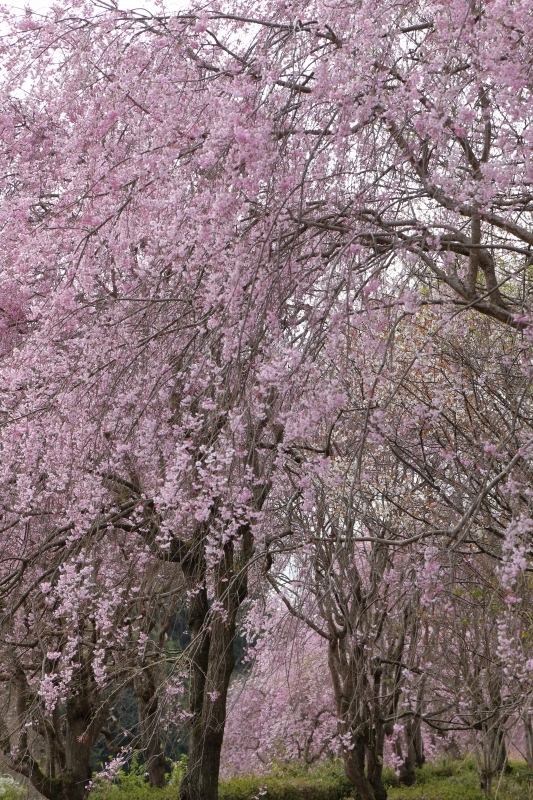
left=219, top=760, right=352, bottom=800
left=385, top=758, right=533, bottom=800
left=89, top=759, right=352, bottom=800
left=88, top=756, right=533, bottom=800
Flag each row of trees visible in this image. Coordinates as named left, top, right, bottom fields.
left=0, top=1, right=532, bottom=799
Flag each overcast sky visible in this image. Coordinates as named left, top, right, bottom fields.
left=7, top=0, right=190, bottom=17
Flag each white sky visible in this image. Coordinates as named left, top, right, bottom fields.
left=6, top=0, right=190, bottom=17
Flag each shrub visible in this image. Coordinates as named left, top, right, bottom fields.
left=0, top=775, right=27, bottom=800
left=167, top=755, right=188, bottom=790
left=89, top=754, right=177, bottom=800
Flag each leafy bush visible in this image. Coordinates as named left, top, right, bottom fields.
left=89, top=754, right=179, bottom=800
left=0, top=775, right=27, bottom=800
left=382, top=767, right=400, bottom=788
left=167, top=755, right=188, bottom=790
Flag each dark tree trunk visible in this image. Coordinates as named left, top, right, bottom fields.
left=179, top=534, right=250, bottom=800
left=398, top=718, right=416, bottom=787
left=61, top=675, right=96, bottom=800
left=366, top=745, right=387, bottom=800
left=178, top=541, right=211, bottom=800
left=134, top=667, right=167, bottom=788
left=344, top=742, right=377, bottom=800
left=366, top=667, right=387, bottom=800
left=495, top=728, right=508, bottom=773
left=185, top=602, right=237, bottom=800
left=399, top=682, right=425, bottom=786
left=5, top=661, right=95, bottom=800
left=328, top=643, right=384, bottom=800
left=413, top=714, right=425, bottom=768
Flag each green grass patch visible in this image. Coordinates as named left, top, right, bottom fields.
left=387, top=758, right=533, bottom=800
left=219, top=760, right=352, bottom=800
left=88, top=757, right=533, bottom=800
left=89, top=758, right=351, bottom=800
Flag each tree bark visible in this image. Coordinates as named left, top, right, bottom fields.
left=328, top=644, right=387, bottom=800
left=399, top=710, right=424, bottom=786
left=479, top=722, right=508, bottom=797
left=179, top=526, right=250, bottom=800
left=398, top=719, right=416, bottom=786
left=524, top=711, right=533, bottom=769
left=366, top=666, right=387, bottom=800
left=134, top=666, right=167, bottom=788
left=2, top=660, right=96, bottom=800
left=62, top=694, right=93, bottom=800
left=413, top=713, right=425, bottom=768
left=178, top=540, right=211, bottom=800
left=344, top=743, right=378, bottom=800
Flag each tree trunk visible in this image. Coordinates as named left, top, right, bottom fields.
left=186, top=605, right=236, bottom=799
left=479, top=722, right=508, bottom=798
left=3, top=654, right=110, bottom=800
left=413, top=714, right=425, bottom=768
left=62, top=685, right=95, bottom=800
left=494, top=727, right=508, bottom=773
left=524, top=711, right=533, bottom=769
left=366, top=746, right=386, bottom=800
left=399, top=708, right=425, bottom=787
left=134, top=667, right=166, bottom=788
left=344, top=741, right=377, bottom=800
left=178, top=543, right=211, bottom=800
left=398, top=719, right=416, bottom=786
left=366, top=667, right=387, bottom=800
left=179, top=537, right=249, bottom=800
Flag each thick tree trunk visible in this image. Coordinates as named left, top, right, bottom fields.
left=180, top=617, right=235, bottom=800
left=62, top=683, right=95, bottom=800
left=180, top=633, right=234, bottom=800
left=179, top=537, right=248, bottom=800
left=494, top=727, right=508, bottom=773
left=4, top=653, right=110, bottom=800
left=178, top=543, right=211, bottom=800
left=365, top=747, right=386, bottom=800
left=134, top=667, right=167, bottom=788
left=398, top=666, right=424, bottom=786
left=184, top=607, right=236, bottom=800
left=171, top=411, right=274, bottom=800
left=399, top=711, right=424, bottom=786
left=344, top=742, right=377, bottom=800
